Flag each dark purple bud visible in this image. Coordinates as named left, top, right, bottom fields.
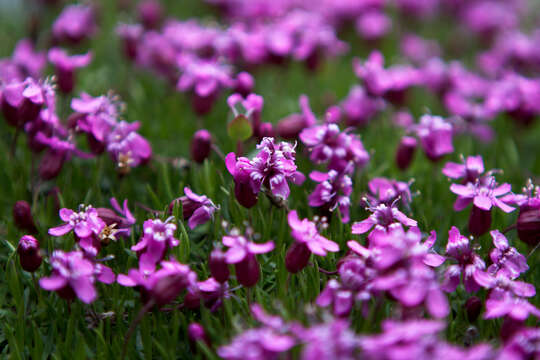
left=468, top=205, right=492, bottom=237
left=209, top=248, right=230, bottom=283
left=17, top=235, right=42, bottom=272
left=19, top=97, right=43, bottom=125
left=233, top=72, right=254, bottom=97
left=285, top=242, right=311, bottom=274
left=150, top=274, right=189, bottom=306
left=465, top=296, right=482, bottom=322
left=137, top=0, right=162, bottom=29
left=235, top=253, right=260, bottom=288
left=190, top=129, right=212, bottom=164
left=13, top=200, right=37, bottom=233
left=184, top=289, right=202, bottom=309
left=277, top=114, right=305, bottom=139
left=192, top=93, right=217, bottom=116
left=56, top=68, right=75, bottom=94
left=257, top=122, right=274, bottom=140
left=395, top=136, right=417, bottom=170
left=188, top=322, right=210, bottom=345
left=39, top=150, right=66, bottom=180
left=234, top=182, right=258, bottom=209
left=517, top=206, right=540, bottom=247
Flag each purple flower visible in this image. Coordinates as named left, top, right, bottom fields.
left=487, top=230, right=528, bottom=279
left=96, top=197, right=136, bottom=239
left=52, top=4, right=96, bottom=44
left=441, top=226, right=486, bottom=292
left=364, top=177, right=413, bottom=208
left=352, top=202, right=417, bottom=236
left=340, top=85, right=384, bottom=127
left=185, top=277, right=231, bottom=311
left=1, top=77, right=50, bottom=127
left=353, top=51, right=421, bottom=105
left=499, top=328, right=540, bottom=360
left=225, top=137, right=304, bottom=205
left=222, top=231, right=274, bottom=287
left=48, top=48, right=92, bottom=93
left=11, top=39, right=47, bottom=80
left=218, top=327, right=295, bottom=360
left=106, top=120, right=152, bottom=174
left=276, top=95, right=317, bottom=139
left=40, top=250, right=114, bottom=304
left=294, top=319, right=360, bottom=360
left=413, top=114, right=454, bottom=161
left=355, top=11, right=392, bottom=41
left=308, top=168, right=353, bottom=223
left=442, top=155, right=484, bottom=183
left=116, top=23, right=143, bottom=60
left=175, top=187, right=218, bottom=229
left=118, top=259, right=197, bottom=305
left=131, top=217, right=179, bottom=272
left=48, top=205, right=105, bottom=239
left=287, top=210, right=339, bottom=256
left=450, top=175, right=515, bottom=235
left=227, top=92, right=264, bottom=137
left=300, top=123, right=370, bottom=172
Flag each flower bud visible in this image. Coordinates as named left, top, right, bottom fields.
left=39, top=150, right=66, bottom=180
left=234, top=182, right=258, bottom=209
left=233, top=72, right=254, bottom=97
left=190, top=129, right=212, bottom=164
left=277, top=114, right=305, bottom=139
left=235, top=253, right=260, bottom=288
left=184, top=289, right=202, bottom=309
left=209, top=248, right=230, bottom=283
left=151, top=274, right=188, bottom=306
left=468, top=205, right=492, bottom=237
left=137, top=0, right=162, bottom=29
left=13, top=200, right=37, bottom=233
left=188, top=322, right=210, bottom=345
left=257, top=122, right=274, bottom=140
left=465, top=296, right=482, bottom=322
left=56, top=68, right=75, bottom=94
left=192, top=93, right=217, bottom=116
left=285, top=242, right=311, bottom=274
left=17, top=235, right=42, bottom=272
left=395, top=136, right=417, bottom=170
left=517, top=206, right=540, bottom=246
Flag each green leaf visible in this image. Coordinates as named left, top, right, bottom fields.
left=227, top=115, right=253, bottom=141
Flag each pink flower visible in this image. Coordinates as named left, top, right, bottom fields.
left=287, top=211, right=339, bottom=257
left=131, top=217, right=179, bottom=272
left=48, top=48, right=92, bottom=93
left=48, top=205, right=105, bottom=238
left=40, top=250, right=114, bottom=304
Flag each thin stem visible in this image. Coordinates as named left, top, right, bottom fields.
left=10, top=127, right=20, bottom=158
left=527, top=241, right=540, bottom=258
left=211, top=144, right=226, bottom=161
left=121, top=299, right=155, bottom=360
left=502, top=224, right=517, bottom=234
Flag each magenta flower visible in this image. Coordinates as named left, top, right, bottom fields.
left=132, top=217, right=179, bottom=272
left=299, top=123, right=369, bottom=172
left=118, top=259, right=197, bottom=305
left=340, top=85, right=384, bottom=127
left=288, top=210, right=339, bottom=257
left=184, top=277, right=231, bottom=311
left=285, top=210, right=339, bottom=274
left=442, top=155, right=484, bottom=183
left=52, top=4, right=96, bottom=44
left=1, top=77, right=50, bottom=127
left=413, top=114, right=454, bottom=161
left=49, top=205, right=105, bottom=239
left=71, top=92, right=121, bottom=153
left=222, top=231, right=274, bottom=287
left=364, top=177, right=413, bottom=208
left=40, top=250, right=114, bottom=304
left=276, top=95, right=317, bottom=139
left=225, top=137, right=304, bottom=206
left=487, top=230, right=528, bottom=279
left=175, top=187, right=218, bottom=229
left=308, top=167, right=353, bottom=223
left=48, top=48, right=92, bottom=93
left=450, top=175, right=515, bottom=235
left=500, top=328, right=540, bottom=359
left=106, top=120, right=152, bottom=173
left=227, top=92, right=264, bottom=137
left=96, top=197, right=136, bottom=238
left=11, top=39, right=46, bottom=80
left=218, top=327, right=295, bottom=360
left=441, top=226, right=486, bottom=292
left=352, top=202, right=417, bottom=236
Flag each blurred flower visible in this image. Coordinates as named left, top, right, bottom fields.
left=48, top=48, right=92, bottom=93
left=131, top=217, right=179, bottom=272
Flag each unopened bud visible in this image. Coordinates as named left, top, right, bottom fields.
left=517, top=206, right=540, bottom=246
left=13, top=200, right=37, bottom=233
left=395, top=136, right=417, bottom=171
left=285, top=242, right=311, bottom=274
left=190, top=129, right=212, bottom=164
left=235, top=254, right=260, bottom=288
left=17, top=235, right=42, bottom=272
left=209, top=248, right=230, bottom=283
